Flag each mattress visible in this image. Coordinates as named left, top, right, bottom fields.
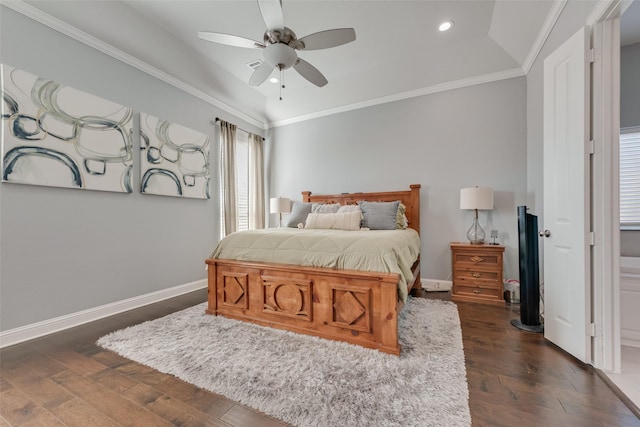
left=209, top=228, right=421, bottom=302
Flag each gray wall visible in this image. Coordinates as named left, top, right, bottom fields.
left=525, top=0, right=599, bottom=217
left=527, top=0, right=639, bottom=260
left=621, top=42, right=640, bottom=129
left=621, top=42, right=640, bottom=257
left=268, top=77, right=528, bottom=282
left=0, top=7, right=261, bottom=331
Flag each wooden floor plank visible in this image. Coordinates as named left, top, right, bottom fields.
left=220, top=404, right=289, bottom=427
left=0, top=357, right=74, bottom=410
left=50, top=370, right=173, bottom=427
left=88, top=369, right=138, bottom=395
left=121, top=383, right=229, bottom=426
left=1, top=288, right=638, bottom=427
left=46, top=350, right=109, bottom=378
left=0, top=387, right=65, bottom=427
left=47, top=398, right=122, bottom=427
left=152, top=375, right=236, bottom=419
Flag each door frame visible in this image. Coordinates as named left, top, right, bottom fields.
left=588, top=0, right=624, bottom=373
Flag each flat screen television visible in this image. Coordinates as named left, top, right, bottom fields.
left=511, top=206, right=544, bottom=333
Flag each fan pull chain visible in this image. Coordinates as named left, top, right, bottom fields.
left=279, top=67, right=284, bottom=101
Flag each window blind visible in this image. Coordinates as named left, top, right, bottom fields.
left=235, top=130, right=249, bottom=231
left=620, top=130, right=640, bottom=227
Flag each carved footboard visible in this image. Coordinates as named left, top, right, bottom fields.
left=206, top=258, right=403, bottom=355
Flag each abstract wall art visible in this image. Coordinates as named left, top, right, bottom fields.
left=1, top=64, right=133, bottom=192
left=139, top=113, right=210, bottom=199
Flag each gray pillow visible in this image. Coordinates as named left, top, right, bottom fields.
left=311, top=203, right=340, bottom=213
left=358, top=200, right=401, bottom=230
left=285, top=202, right=312, bottom=227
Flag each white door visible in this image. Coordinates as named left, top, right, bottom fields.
left=542, top=27, right=591, bottom=363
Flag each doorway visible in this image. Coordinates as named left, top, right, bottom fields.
left=605, top=0, right=640, bottom=408
left=589, top=0, right=640, bottom=410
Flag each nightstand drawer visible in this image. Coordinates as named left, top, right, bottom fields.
left=453, top=253, right=500, bottom=267
left=455, top=271, right=500, bottom=286
left=454, top=269, right=500, bottom=282
left=455, top=284, right=501, bottom=299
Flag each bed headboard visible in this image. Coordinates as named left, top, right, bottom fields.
left=301, top=184, right=421, bottom=233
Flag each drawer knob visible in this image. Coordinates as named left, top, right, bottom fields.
left=473, top=288, right=481, bottom=294
left=472, top=272, right=481, bottom=278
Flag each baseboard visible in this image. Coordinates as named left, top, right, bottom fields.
left=621, top=329, right=640, bottom=348
left=0, top=279, right=207, bottom=348
left=422, top=278, right=453, bottom=292
left=597, top=368, right=640, bottom=419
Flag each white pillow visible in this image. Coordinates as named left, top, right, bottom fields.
left=337, top=205, right=361, bottom=213
left=304, top=211, right=362, bottom=231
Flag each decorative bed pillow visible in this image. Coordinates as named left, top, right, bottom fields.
left=396, top=202, right=408, bottom=229
left=304, top=211, right=362, bottom=231
left=337, top=204, right=361, bottom=213
left=358, top=200, right=401, bottom=230
left=311, top=203, right=341, bottom=213
left=285, top=202, right=312, bottom=227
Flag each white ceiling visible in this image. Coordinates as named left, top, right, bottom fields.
left=19, top=0, right=637, bottom=127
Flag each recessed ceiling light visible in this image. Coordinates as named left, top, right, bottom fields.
left=438, top=21, right=454, bottom=32
left=269, top=77, right=279, bottom=83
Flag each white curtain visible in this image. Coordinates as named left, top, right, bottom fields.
left=219, top=120, right=237, bottom=236
left=247, top=132, right=265, bottom=229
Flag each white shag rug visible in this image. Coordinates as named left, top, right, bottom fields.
left=97, top=298, right=471, bottom=427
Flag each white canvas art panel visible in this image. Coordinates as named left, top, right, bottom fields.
left=139, top=113, right=210, bottom=199
left=1, top=64, right=133, bottom=192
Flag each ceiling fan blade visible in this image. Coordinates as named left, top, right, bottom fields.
left=297, top=28, right=356, bottom=51
left=293, top=58, right=328, bottom=87
left=198, top=31, right=265, bottom=49
left=258, top=0, right=284, bottom=31
left=249, top=62, right=275, bottom=86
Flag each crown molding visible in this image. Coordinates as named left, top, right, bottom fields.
left=587, top=0, right=623, bottom=25
left=3, top=0, right=550, bottom=131
left=0, top=0, right=268, bottom=130
left=521, top=0, right=568, bottom=74
left=267, top=67, right=525, bottom=128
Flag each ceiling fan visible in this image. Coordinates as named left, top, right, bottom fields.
left=198, top=0, right=356, bottom=92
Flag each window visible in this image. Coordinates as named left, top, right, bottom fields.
left=218, top=121, right=265, bottom=236
left=620, top=128, right=640, bottom=229
left=235, top=130, right=249, bottom=231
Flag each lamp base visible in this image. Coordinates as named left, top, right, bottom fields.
left=466, top=210, right=485, bottom=244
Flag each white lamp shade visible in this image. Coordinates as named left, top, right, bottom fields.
left=270, top=197, right=291, bottom=214
left=460, top=187, right=494, bottom=210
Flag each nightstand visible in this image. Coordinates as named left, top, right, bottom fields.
left=450, top=243, right=505, bottom=305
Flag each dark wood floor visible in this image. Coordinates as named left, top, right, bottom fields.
left=1, top=289, right=638, bottom=427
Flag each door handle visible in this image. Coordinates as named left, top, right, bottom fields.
left=538, top=230, right=551, bottom=238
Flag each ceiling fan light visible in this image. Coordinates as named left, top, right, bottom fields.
left=439, top=21, right=454, bottom=32
left=263, top=43, right=298, bottom=69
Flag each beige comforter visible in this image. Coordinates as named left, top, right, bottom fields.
left=209, top=228, right=421, bottom=302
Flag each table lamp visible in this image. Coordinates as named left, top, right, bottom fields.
left=460, top=187, right=493, bottom=244
left=270, top=197, right=291, bottom=227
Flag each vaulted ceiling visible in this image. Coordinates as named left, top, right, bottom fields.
left=18, top=0, right=637, bottom=128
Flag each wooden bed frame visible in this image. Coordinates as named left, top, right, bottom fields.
left=205, top=184, right=421, bottom=355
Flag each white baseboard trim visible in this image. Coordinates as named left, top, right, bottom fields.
left=422, top=278, right=453, bottom=292
left=0, top=279, right=207, bottom=349
left=621, top=329, right=640, bottom=348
